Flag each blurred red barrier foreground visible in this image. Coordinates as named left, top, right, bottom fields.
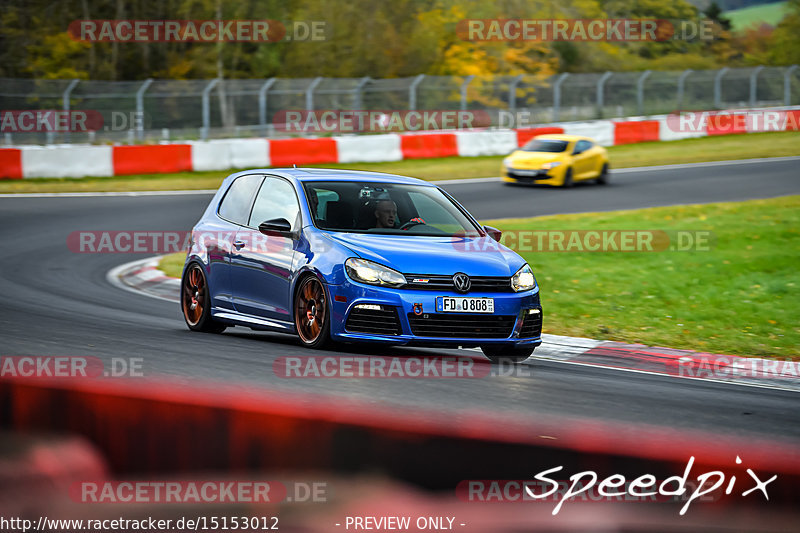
left=1, top=374, right=799, bottom=522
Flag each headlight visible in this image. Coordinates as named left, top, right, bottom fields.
left=541, top=162, right=562, bottom=170
left=345, top=258, right=406, bottom=287
left=502, top=157, right=513, bottom=168
left=511, top=264, right=536, bottom=292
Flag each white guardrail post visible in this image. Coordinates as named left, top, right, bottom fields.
left=258, top=78, right=277, bottom=135
left=62, top=79, right=80, bottom=144
left=201, top=78, right=221, bottom=141
left=135, top=78, right=153, bottom=141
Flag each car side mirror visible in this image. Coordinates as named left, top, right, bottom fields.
left=483, top=225, right=502, bottom=242
left=258, top=218, right=294, bottom=238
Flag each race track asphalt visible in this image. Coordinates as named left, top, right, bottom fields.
left=1, top=157, right=799, bottom=444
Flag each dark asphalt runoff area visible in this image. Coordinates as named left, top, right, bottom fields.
left=1, top=157, right=799, bottom=444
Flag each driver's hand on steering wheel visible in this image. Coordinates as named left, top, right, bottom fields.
left=400, top=217, right=426, bottom=230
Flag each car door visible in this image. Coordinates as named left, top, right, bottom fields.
left=583, top=141, right=604, bottom=176
left=210, top=174, right=264, bottom=310
left=230, top=176, right=300, bottom=323
left=571, top=140, right=593, bottom=179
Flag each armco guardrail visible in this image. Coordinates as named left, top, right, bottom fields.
left=1, top=67, right=798, bottom=145
left=1, top=107, right=798, bottom=179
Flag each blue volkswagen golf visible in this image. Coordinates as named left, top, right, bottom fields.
left=181, top=168, right=542, bottom=362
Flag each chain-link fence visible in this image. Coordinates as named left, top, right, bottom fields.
left=1, top=66, right=798, bottom=145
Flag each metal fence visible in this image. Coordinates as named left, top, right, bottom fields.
left=1, top=66, right=798, bottom=145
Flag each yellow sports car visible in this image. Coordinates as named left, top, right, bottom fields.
left=502, top=134, right=610, bottom=187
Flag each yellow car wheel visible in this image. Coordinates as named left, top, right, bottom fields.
left=562, top=167, right=574, bottom=188
left=597, top=163, right=609, bottom=185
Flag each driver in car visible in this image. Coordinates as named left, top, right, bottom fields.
left=374, top=199, right=398, bottom=228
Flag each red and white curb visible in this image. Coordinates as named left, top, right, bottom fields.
left=529, top=340, right=800, bottom=392
left=5, top=105, right=799, bottom=179
left=106, top=255, right=181, bottom=303
left=109, top=256, right=800, bottom=392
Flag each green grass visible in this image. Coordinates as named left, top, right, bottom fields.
left=1, top=130, right=798, bottom=193
left=159, top=252, right=188, bottom=280
left=486, top=196, right=799, bottom=358
left=160, top=196, right=799, bottom=358
left=726, top=1, right=788, bottom=31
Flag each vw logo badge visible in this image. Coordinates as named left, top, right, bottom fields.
left=452, top=272, right=471, bottom=293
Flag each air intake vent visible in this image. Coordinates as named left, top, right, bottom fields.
left=519, top=309, right=543, bottom=338
left=345, top=305, right=401, bottom=335
left=407, top=313, right=515, bottom=338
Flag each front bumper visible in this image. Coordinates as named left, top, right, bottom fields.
left=327, top=279, right=542, bottom=347
left=502, top=166, right=564, bottom=185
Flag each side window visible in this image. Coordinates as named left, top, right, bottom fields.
left=218, top=175, right=263, bottom=225
left=249, top=177, right=301, bottom=229
left=312, top=189, right=339, bottom=221
left=573, top=140, right=591, bottom=154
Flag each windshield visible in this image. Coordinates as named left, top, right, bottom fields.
left=522, top=139, right=568, bottom=153
left=303, top=181, right=481, bottom=236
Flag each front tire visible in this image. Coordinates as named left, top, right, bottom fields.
left=481, top=345, right=535, bottom=363
left=562, top=167, right=574, bottom=188
left=294, top=275, right=331, bottom=349
left=596, top=163, right=609, bottom=185
left=181, top=262, right=226, bottom=333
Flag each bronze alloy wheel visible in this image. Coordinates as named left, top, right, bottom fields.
left=182, top=263, right=206, bottom=327
left=294, top=276, right=329, bottom=346
left=181, top=263, right=226, bottom=333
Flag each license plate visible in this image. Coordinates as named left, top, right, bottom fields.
left=436, top=297, right=494, bottom=313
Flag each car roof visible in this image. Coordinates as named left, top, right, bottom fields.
left=228, top=168, right=434, bottom=186
left=530, top=134, right=591, bottom=142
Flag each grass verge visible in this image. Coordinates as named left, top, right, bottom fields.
left=487, top=195, right=799, bottom=358
left=2, top=130, right=798, bottom=193
left=159, top=252, right=188, bottom=280
left=159, top=196, right=798, bottom=358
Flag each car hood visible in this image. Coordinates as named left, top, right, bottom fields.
left=324, top=232, right=525, bottom=276
left=507, top=150, right=565, bottom=166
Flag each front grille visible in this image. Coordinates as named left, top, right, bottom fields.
left=345, top=306, right=401, bottom=335
left=408, top=313, right=515, bottom=338
left=519, top=310, right=543, bottom=338
left=508, top=170, right=548, bottom=180
left=404, top=274, right=513, bottom=293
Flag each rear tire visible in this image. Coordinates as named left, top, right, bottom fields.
left=562, top=167, right=574, bottom=188
left=596, top=163, right=609, bottom=185
left=181, top=262, right=226, bottom=333
left=481, top=345, right=535, bottom=363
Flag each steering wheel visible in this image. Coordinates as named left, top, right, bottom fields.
left=399, top=218, right=426, bottom=231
